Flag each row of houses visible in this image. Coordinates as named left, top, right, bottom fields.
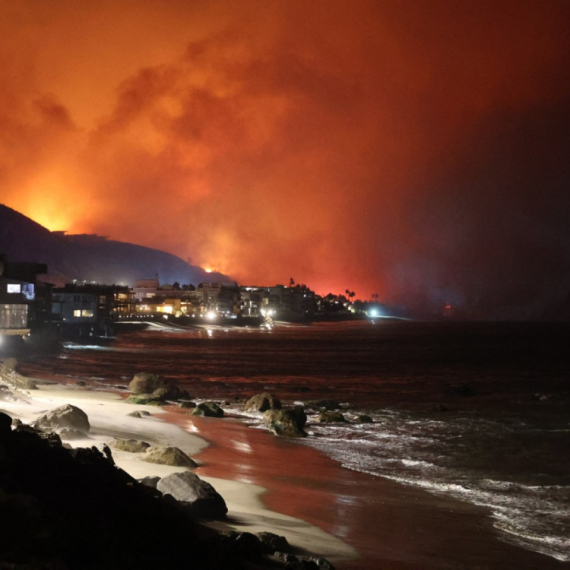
left=114, top=277, right=318, bottom=322
left=1, top=262, right=322, bottom=339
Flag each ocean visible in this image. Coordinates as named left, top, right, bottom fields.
left=17, top=320, right=570, bottom=565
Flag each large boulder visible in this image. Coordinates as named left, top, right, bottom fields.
left=128, top=372, right=165, bottom=395
left=191, top=402, right=224, bottom=418
left=144, top=445, right=197, bottom=467
left=244, top=392, right=282, bottom=413
left=157, top=471, right=227, bottom=519
left=34, top=404, right=90, bottom=435
left=263, top=406, right=307, bottom=437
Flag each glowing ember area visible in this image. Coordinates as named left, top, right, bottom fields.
left=2, top=1, right=570, bottom=316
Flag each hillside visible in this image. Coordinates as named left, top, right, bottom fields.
left=0, top=204, right=228, bottom=286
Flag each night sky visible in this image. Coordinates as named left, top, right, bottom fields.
left=1, top=1, right=569, bottom=317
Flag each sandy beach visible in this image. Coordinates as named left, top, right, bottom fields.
left=0, top=380, right=357, bottom=567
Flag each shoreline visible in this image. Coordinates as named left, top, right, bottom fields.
left=163, top=407, right=570, bottom=570
left=3, top=378, right=569, bottom=569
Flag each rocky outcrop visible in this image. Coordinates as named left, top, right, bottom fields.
left=245, top=392, right=282, bottom=413
left=144, top=445, right=197, bottom=467
left=207, top=531, right=335, bottom=569
left=109, top=438, right=150, bottom=453
left=192, top=402, right=224, bottom=418
left=0, top=410, right=336, bottom=569
left=34, top=404, right=90, bottom=435
left=263, top=406, right=307, bottom=437
left=0, top=412, right=206, bottom=569
left=157, top=471, right=227, bottom=519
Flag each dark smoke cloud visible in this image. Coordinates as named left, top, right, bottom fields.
left=1, top=0, right=570, bottom=317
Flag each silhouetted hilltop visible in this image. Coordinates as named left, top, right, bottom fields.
left=0, top=204, right=228, bottom=286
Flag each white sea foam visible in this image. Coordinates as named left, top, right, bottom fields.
left=295, top=408, right=570, bottom=563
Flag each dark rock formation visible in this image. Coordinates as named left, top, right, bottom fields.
left=356, top=414, right=374, bottom=423
left=257, top=531, right=292, bottom=554
left=245, top=392, right=282, bottom=413
left=0, top=412, right=210, bottom=569
left=263, top=406, right=307, bottom=437
left=156, top=471, right=228, bottom=519
left=192, top=401, right=225, bottom=418
left=0, top=410, right=336, bottom=569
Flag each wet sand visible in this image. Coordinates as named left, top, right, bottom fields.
left=162, top=407, right=570, bottom=570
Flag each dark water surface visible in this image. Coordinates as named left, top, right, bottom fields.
left=19, top=320, right=570, bottom=564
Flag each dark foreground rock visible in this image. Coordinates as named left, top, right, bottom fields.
left=0, top=411, right=336, bottom=569
left=0, top=412, right=338, bottom=570
left=0, top=412, right=209, bottom=569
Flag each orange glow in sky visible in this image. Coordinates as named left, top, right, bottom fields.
left=2, top=1, right=570, bottom=311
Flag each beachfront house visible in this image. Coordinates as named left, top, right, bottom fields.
left=0, top=256, right=47, bottom=339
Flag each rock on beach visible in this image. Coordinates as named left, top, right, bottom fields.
left=34, top=404, right=90, bottom=435
left=263, top=406, right=307, bottom=437
left=144, top=445, right=197, bottom=467
left=157, top=471, right=228, bottom=519
left=245, top=392, right=282, bottom=412
left=192, top=402, right=225, bottom=418
left=128, top=372, right=165, bottom=394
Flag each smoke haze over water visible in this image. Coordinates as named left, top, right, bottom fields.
left=1, top=1, right=570, bottom=317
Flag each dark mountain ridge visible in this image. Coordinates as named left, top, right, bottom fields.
left=0, top=204, right=228, bottom=286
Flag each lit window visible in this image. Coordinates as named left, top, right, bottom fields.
left=73, top=310, right=81, bottom=317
